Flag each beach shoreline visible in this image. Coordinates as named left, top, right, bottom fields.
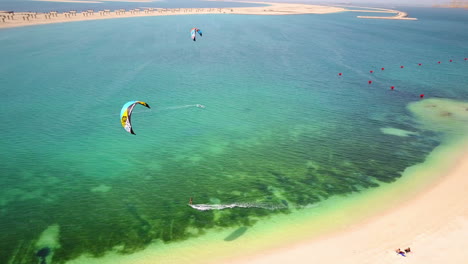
left=66, top=135, right=468, bottom=264
left=0, top=2, right=344, bottom=29
left=0, top=1, right=416, bottom=30
left=66, top=98, right=468, bottom=264
left=224, top=141, right=468, bottom=264
left=221, top=98, right=468, bottom=264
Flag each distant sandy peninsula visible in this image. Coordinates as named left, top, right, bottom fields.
left=0, top=1, right=416, bottom=29
left=346, top=5, right=417, bottom=20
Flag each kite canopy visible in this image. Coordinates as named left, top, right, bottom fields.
left=120, top=101, right=150, bottom=135
left=191, top=28, right=202, bottom=41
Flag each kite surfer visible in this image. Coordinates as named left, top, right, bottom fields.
left=189, top=197, right=193, bottom=205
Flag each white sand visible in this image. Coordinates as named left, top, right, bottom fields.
left=0, top=1, right=417, bottom=30
left=226, top=146, right=468, bottom=264
left=225, top=99, right=468, bottom=264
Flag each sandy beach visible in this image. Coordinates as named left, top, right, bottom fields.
left=226, top=148, right=468, bottom=264
left=224, top=99, right=468, bottom=264
left=0, top=2, right=346, bottom=29
left=0, top=1, right=417, bottom=30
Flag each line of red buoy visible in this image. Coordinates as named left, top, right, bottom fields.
left=337, top=57, right=466, bottom=98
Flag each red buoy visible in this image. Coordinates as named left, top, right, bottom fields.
left=400, top=66, right=404, bottom=68
left=450, top=59, right=453, bottom=62
left=381, top=67, right=385, bottom=70
left=465, top=58, right=467, bottom=61
left=418, top=63, right=422, bottom=66
left=438, top=61, right=441, bottom=64
left=420, top=94, right=425, bottom=98
left=338, top=73, right=342, bottom=76
left=368, top=80, right=372, bottom=84
left=370, top=70, right=374, bottom=73
left=390, top=86, right=395, bottom=90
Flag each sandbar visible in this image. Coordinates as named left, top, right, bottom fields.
left=0, top=1, right=416, bottom=30
left=345, top=5, right=418, bottom=20
left=357, top=11, right=418, bottom=20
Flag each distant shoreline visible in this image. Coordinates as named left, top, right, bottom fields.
left=0, top=1, right=417, bottom=30
left=347, top=7, right=418, bottom=20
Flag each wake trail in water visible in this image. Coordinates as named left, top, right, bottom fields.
left=161, top=104, right=199, bottom=110
left=146, top=104, right=206, bottom=112
left=94, top=104, right=206, bottom=118
left=189, top=203, right=287, bottom=211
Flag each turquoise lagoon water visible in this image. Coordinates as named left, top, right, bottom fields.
left=0, top=7, right=467, bottom=264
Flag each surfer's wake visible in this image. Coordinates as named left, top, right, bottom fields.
left=162, top=104, right=206, bottom=110
left=189, top=203, right=287, bottom=211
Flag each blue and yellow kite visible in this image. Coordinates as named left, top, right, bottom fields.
left=120, top=101, right=150, bottom=135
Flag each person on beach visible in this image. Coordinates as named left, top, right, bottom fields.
left=404, top=247, right=411, bottom=253
left=395, top=248, right=406, bottom=257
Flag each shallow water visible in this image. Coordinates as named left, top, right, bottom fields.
left=0, top=6, right=467, bottom=264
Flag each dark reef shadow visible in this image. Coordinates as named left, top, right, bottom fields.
left=36, top=247, right=51, bottom=264
left=224, top=226, right=248, bottom=242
